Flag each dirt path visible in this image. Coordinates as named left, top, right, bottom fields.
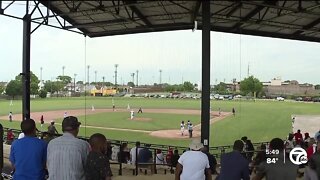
left=0, top=108, right=231, bottom=139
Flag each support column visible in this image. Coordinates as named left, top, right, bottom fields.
left=22, top=14, right=31, bottom=121
left=201, top=0, right=210, bottom=148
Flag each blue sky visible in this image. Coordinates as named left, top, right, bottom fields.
left=1, top=2, right=320, bottom=85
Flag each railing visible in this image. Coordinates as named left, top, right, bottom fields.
left=1, top=126, right=270, bottom=177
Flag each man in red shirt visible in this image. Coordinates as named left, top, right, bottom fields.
left=294, top=129, right=303, bottom=144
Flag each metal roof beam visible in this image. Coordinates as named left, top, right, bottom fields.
left=65, top=19, right=126, bottom=29
left=226, top=2, right=242, bottom=18
left=293, top=17, right=320, bottom=35
left=124, top=1, right=152, bottom=27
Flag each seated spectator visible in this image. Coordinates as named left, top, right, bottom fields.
left=41, top=131, right=55, bottom=144
left=47, top=116, right=90, bottom=180
left=138, top=144, right=153, bottom=163
left=310, top=143, right=320, bottom=179
left=118, top=143, right=130, bottom=163
left=294, top=129, right=303, bottom=144
left=6, top=129, right=14, bottom=145
left=201, top=146, right=217, bottom=175
left=253, top=138, right=298, bottom=180
left=111, top=144, right=120, bottom=161
left=48, top=121, right=58, bottom=135
left=314, top=130, right=320, bottom=141
left=285, top=133, right=294, bottom=153
left=156, top=149, right=165, bottom=164
left=171, top=149, right=180, bottom=168
left=246, top=139, right=255, bottom=162
left=85, top=133, right=112, bottom=180
left=130, top=141, right=142, bottom=165
left=304, top=158, right=318, bottom=180
left=166, top=149, right=173, bottom=165
left=307, top=138, right=317, bottom=160
left=175, top=139, right=211, bottom=180
left=218, top=140, right=250, bottom=180
left=253, top=144, right=267, bottom=167
left=106, top=141, right=112, bottom=159
left=9, top=119, right=47, bottom=180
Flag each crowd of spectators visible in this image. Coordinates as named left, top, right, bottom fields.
left=5, top=117, right=320, bottom=180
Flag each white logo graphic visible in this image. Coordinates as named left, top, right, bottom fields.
left=289, top=147, right=308, bottom=165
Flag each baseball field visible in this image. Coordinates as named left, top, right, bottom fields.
left=0, top=97, right=319, bottom=147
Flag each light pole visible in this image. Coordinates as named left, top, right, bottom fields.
left=131, top=73, right=135, bottom=85
left=114, top=64, right=118, bottom=88
left=87, top=65, right=90, bottom=86
left=40, top=67, right=43, bottom=89
left=94, top=70, right=97, bottom=84
left=102, top=76, right=105, bottom=86
left=136, top=70, right=139, bottom=87
left=62, top=66, right=65, bottom=76
left=74, top=73, right=77, bottom=93
left=159, top=69, right=162, bottom=85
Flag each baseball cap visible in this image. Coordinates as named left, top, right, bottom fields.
left=62, top=116, right=81, bottom=131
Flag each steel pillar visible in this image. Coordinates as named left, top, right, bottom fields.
left=22, top=14, right=31, bottom=121
left=201, top=0, right=211, bottom=148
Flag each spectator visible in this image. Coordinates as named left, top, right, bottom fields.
left=85, top=133, right=112, bottom=180
left=304, top=158, right=318, bottom=180
left=253, top=138, right=298, bottom=180
left=285, top=133, right=295, bottom=153
left=130, top=141, right=141, bottom=165
left=48, top=121, right=58, bottom=135
left=201, top=146, right=217, bottom=175
left=246, top=139, right=255, bottom=162
left=175, top=139, right=212, bottom=180
left=167, top=148, right=176, bottom=165
left=253, top=144, right=267, bottom=167
left=171, top=149, right=179, bottom=167
left=138, top=144, right=153, bottom=163
left=42, top=132, right=54, bottom=144
left=294, top=129, right=303, bottom=144
left=218, top=140, right=250, bottom=180
left=6, top=129, right=15, bottom=145
left=306, top=138, right=317, bottom=160
left=310, top=143, right=320, bottom=179
left=9, top=119, right=47, bottom=180
left=156, top=149, right=165, bottom=164
left=118, top=143, right=130, bottom=163
left=106, top=141, right=112, bottom=160
left=47, top=116, right=90, bottom=180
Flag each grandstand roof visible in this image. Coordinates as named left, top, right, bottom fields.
left=36, top=1, right=320, bottom=42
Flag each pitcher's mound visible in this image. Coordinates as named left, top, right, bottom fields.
left=150, top=130, right=200, bottom=139
left=128, top=117, right=152, bottom=121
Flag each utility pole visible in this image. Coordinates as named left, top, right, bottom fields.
left=62, top=66, right=65, bottom=76
left=87, top=65, right=90, bottom=86
left=159, top=69, right=162, bottom=85
left=136, top=70, right=139, bottom=87
left=102, top=76, right=105, bottom=86
left=114, top=64, right=118, bottom=88
left=247, top=62, right=250, bottom=77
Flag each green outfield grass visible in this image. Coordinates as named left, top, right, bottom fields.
left=1, top=97, right=320, bottom=147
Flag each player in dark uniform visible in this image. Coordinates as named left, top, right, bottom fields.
left=138, top=107, right=143, bottom=113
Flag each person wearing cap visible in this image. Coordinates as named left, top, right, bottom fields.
left=48, top=121, right=58, bottom=135
left=47, top=116, right=90, bottom=180
left=218, top=140, right=250, bottom=180
left=9, top=119, right=47, bottom=180
left=175, top=139, right=212, bottom=180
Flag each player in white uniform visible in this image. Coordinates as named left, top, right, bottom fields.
left=130, top=110, right=135, bottom=120
left=180, top=121, right=185, bottom=136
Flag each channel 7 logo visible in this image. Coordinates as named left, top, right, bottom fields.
left=289, top=147, right=308, bottom=165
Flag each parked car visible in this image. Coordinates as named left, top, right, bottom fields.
left=295, top=97, right=303, bottom=101
left=218, top=96, right=224, bottom=100
left=303, top=97, right=312, bottom=102
left=313, top=97, right=320, bottom=102
left=276, top=97, right=285, bottom=101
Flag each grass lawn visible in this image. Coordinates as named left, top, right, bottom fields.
left=1, top=97, right=320, bottom=147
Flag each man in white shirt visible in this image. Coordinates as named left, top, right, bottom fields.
left=175, top=139, right=212, bottom=180
left=130, top=141, right=141, bottom=165
left=47, top=116, right=90, bottom=180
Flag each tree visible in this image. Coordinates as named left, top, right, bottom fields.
left=5, top=80, right=22, bottom=99
left=57, top=75, right=72, bottom=84
left=39, top=89, right=47, bottom=98
left=213, top=82, right=227, bottom=94
left=240, top=76, right=263, bottom=97
left=127, top=82, right=135, bottom=87
left=13, top=71, right=40, bottom=95
left=77, top=81, right=84, bottom=85
left=315, top=84, right=320, bottom=90
left=0, top=84, right=4, bottom=94
left=43, top=80, right=64, bottom=94
left=183, top=81, right=194, bottom=92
